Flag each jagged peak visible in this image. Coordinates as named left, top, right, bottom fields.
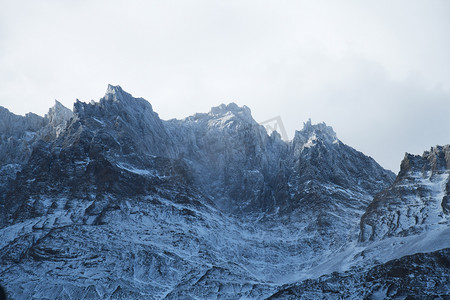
left=71, top=85, right=166, bottom=140
left=294, top=119, right=338, bottom=148
left=301, top=118, right=336, bottom=137
left=47, top=100, right=71, bottom=113
left=424, top=145, right=450, bottom=170
left=183, top=102, right=256, bottom=128
left=208, top=102, right=254, bottom=124
left=108, top=87, right=157, bottom=122
left=54, top=99, right=64, bottom=107
left=402, top=145, right=450, bottom=163
left=398, top=144, right=450, bottom=178
left=73, top=85, right=155, bottom=118
left=45, top=100, right=73, bottom=127
left=210, top=103, right=251, bottom=116
left=423, top=145, right=450, bottom=157
left=105, top=84, right=125, bottom=97
left=103, top=84, right=133, bottom=103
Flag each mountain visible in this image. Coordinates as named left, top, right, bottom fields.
left=0, top=85, right=447, bottom=299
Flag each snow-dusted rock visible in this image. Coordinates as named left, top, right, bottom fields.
left=42, top=100, right=73, bottom=140
left=166, top=102, right=288, bottom=213
left=0, top=107, right=45, bottom=166
left=269, top=248, right=450, bottom=299
left=360, top=145, right=450, bottom=242
left=70, top=84, right=178, bottom=159
left=0, top=102, right=73, bottom=227
left=0, top=85, right=446, bottom=299
left=0, top=101, right=73, bottom=166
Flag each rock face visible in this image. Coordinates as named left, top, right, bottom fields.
left=0, top=85, right=447, bottom=299
left=0, top=101, right=73, bottom=167
left=71, top=85, right=178, bottom=159
left=0, top=107, right=44, bottom=167
left=166, top=102, right=287, bottom=213
left=43, top=100, right=74, bottom=140
left=0, top=102, right=73, bottom=227
left=281, top=120, right=395, bottom=249
left=360, top=145, right=450, bottom=242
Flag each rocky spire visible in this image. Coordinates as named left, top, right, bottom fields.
left=293, top=119, right=338, bottom=150
left=45, top=100, right=73, bottom=128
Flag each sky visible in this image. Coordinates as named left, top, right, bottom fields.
left=0, top=0, right=449, bottom=172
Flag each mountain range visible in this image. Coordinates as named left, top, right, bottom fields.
left=0, top=85, right=448, bottom=299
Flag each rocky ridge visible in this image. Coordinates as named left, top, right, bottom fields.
left=360, top=145, right=450, bottom=242
left=0, top=85, right=448, bottom=299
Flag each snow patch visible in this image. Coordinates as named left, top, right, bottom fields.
left=116, top=163, right=153, bottom=176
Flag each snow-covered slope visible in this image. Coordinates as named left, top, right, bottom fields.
left=267, top=145, right=450, bottom=298
left=0, top=85, right=447, bottom=299
left=269, top=248, right=450, bottom=299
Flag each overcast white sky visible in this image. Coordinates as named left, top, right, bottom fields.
left=0, top=0, right=449, bottom=172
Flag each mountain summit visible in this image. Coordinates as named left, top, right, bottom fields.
left=294, top=118, right=338, bottom=146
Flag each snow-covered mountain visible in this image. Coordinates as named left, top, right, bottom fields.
left=360, top=145, right=450, bottom=242
left=0, top=85, right=448, bottom=299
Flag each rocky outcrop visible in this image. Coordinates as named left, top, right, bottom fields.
left=0, top=107, right=45, bottom=167
left=280, top=120, right=395, bottom=247
left=70, top=85, right=177, bottom=159
left=0, top=101, right=72, bottom=168
left=360, top=145, right=450, bottom=242
left=0, top=102, right=73, bottom=227
left=166, top=103, right=289, bottom=213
